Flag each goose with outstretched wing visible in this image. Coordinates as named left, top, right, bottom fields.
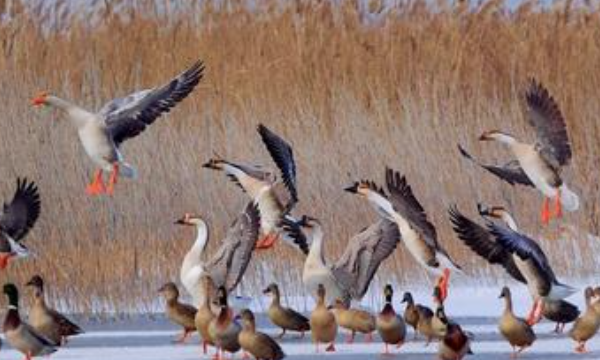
left=32, top=60, right=204, bottom=196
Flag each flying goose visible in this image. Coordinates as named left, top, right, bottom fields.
left=158, top=282, right=197, bottom=344
left=449, top=204, right=576, bottom=325
left=463, top=79, right=578, bottom=224
left=203, top=124, right=305, bottom=253
left=175, top=202, right=260, bottom=306
left=345, top=168, right=461, bottom=300
left=0, top=178, right=40, bottom=269
left=283, top=215, right=400, bottom=306
left=32, top=60, right=204, bottom=196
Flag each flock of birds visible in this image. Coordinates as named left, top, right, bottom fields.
left=0, top=58, right=597, bottom=360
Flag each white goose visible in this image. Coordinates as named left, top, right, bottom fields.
left=175, top=202, right=260, bottom=306
left=32, top=60, right=204, bottom=196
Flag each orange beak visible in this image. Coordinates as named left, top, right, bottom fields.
left=31, top=92, right=48, bottom=107
left=436, top=268, right=451, bottom=302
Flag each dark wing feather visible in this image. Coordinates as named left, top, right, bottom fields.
left=448, top=206, right=525, bottom=283
left=542, top=299, right=580, bottom=323
left=48, top=309, right=84, bottom=337
left=523, top=79, right=571, bottom=168
left=458, top=145, right=534, bottom=187
left=281, top=307, right=310, bottom=331
left=279, top=216, right=310, bottom=255
left=104, top=60, right=204, bottom=146
left=258, top=124, right=298, bottom=211
left=0, top=178, right=41, bottom=241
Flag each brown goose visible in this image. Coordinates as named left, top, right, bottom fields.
left=208, top=286, right=242, bottom=358
left=310, top=284, right=337, bottom=353
left=376, top=285, right=406, bottom=355
left=238, top=309, right=285, bottom=360
left=32, top=60, right=204, bottom=196
left=25, top=275, right=83, bottom=345
left=0, top=178, right=40, bottom=269
left=569, top=287, right=600, bottom=353
left=498, top=287, right=536, bottom=358
left=158, top=282, right=197, bottom=344
left=462, top=79, right=578, bottom=224
left=195, top=275, right=216, bottom=355
left=263, top=283, right=310, bottom=339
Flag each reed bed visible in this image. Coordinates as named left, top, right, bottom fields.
left=0, top=0, right=598, bottom=314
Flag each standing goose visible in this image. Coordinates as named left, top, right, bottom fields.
left=0, top=178, right=40, bottom=269
left=238, top=309, right=285, bottom=360
left=345, top=169, right=461, bottom=300
left=465, top=79, right=578, bottom=224
left=498, top=287, right=536, bottom=358
left=263, top=283, right=310, bottom=339
left=310, top=284, right=337, bottom=353
left=449, top=204, right=576, bottom=325
left=203, top=124, right=305, bottom=253
left=3, top=283, right=57, bottom=360
left=158, top=282, right=197, bottom=344
left=208, top=286, right=242, bottom=359
left=283, top=215, right=400, bottom=305
left=175, top=202, right=260, bottom=306
left=32, top=60, right=204, bottom=195
left=376, top=284, right=406, bottom=354
left=25, top=275, right=83, bottom=346
left=569, top=287, right=600, bottom=354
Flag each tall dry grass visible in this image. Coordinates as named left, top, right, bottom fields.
left=0, top=0, right=599, bottom=314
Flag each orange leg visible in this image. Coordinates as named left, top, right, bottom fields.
left=107, top=163, right=120, bottom=195
left=241, top=351, right=250, bottom=360
left=396, top=341, right=403, bottom=349
left=526, top=299, right=543, bottom=326
left=175, top=329, right=191, bottom=344
left=86, top=170, right=106, bottom=196
left=381, top=343, right=393, bottom=356
left=436, top=268, right=451, bottom=302
left=555, top=190, right=563, bottom=219
left=575, top=341, right=587, bottom=353
left=24, top=352, right=32, bottom=360
left=212, top=347, right=222, bottom=360
left=255, top=232, right=279, bottom=250
left=325, top=343, right=336, bottom=352
left=541, top=197, right=551, bottom=224
left=0, top=253, right=13, bottom=270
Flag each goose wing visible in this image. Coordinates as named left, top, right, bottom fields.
left=102, top=60, right=204, bottom=146
left=458, top=145, right=534, bottom=187
left=279, top=216, right=311, bottom=255
left=523, top=79, right=571, bottom=169
left=0, top=178, right=41, bottom=243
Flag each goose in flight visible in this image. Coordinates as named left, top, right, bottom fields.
left=32, top=60, right=204, bottom=196
left=345, top=168, right=461, bottom=300
left=449, top=204, right=576, bottom=325
left=0, top=178, right=41, bottom=269
left=461, top=79, right=578, bottom=224
left=203, top=124, right=306, bottom=253
left=175, top=202, right=260, bottom=306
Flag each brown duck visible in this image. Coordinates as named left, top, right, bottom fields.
left=195, top=275, right=217, bottom=354
left=310, top=284, right=337, bottom=353
left=569, top=287, right=600, bottom=353
left=376, top=284, right=406, bottom=355
left=331, top=299, right=375, bottom=343
left=208, top=286, right=242, bottom=358
left=238, top=309, right=285, bottom=360
left=498, top=287, right=536, bottom=358
left=437, top=306, right=472, bottom=360
left=402, top=291, right=428, bottom=340
left=158, top=282, right=197, bottom=344
left=263, top=283, right=310, bottom=339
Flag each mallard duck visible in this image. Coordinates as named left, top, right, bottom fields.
left=376, top=284, right=406, bottom=354
left=569, top=287, right=600, bottom=353
left=263, top=283, right=310, bottom=338
left=437, top=307, right=472, bottom=360
left=25, top=275, right=83, bottom=345
left=195, top=275, right=217, bottom=354
left=401, top=292, right=429, bottom=340
left=176, top=202, right=260, bottom=306
left=238, top=309, right=285, bottom=360
left=203, top=124, right=306, bottom=253
left=461, top=79, right=578, bottom=224
left=449, top=204, right=576, bottom=325
left=542, top=298, right=580, bottom=333
left=158, top=282, right=197, bottom=344
left=31, top=60, right=204, bottom=196
left=284, top=215, right=400, bottom=306
left=310, top=284, right=337, bottom=353
left=330, top=299, right=376, bottom=343
left=3, top=283, right=57, bottom=359
left=431, top=286, right=448, bottom=338
left=208, top=286, right=242, bottom=358
left=345, top=168, right=461, bottom=300
left=498, top=287, right=536, bottom=358
left=0, top=178, right=40, bottom=269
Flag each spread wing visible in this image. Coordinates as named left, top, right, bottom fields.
left=448, top=206, right=525, bottom=283
left=523, top=79, right=571, bottom=169
left=206, top=202, right=260, bottom=291
left=102, top=60, right=204, bottom=146
left=0, top=178, right=41, bottom=241
left=458, top=145, right=534, bottom=187
left=279, top=215, right=310, bottom=255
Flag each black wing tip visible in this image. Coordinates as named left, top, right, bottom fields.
left=457, top=144, right=473, bottom=160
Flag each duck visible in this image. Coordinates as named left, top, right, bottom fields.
left=203, top=124, right=305, bottom=253
left=238, top=309, right=285, bottom=360
left=542, top=298, right=580, bottom=333
left=31, top=60, right=204, bottom=196
left=449, top=204, right=576, bottom=325
left=310, top=284, right=337, bottom=353
left=345, top=168, right=461, bottom=300
left=0, top=178, right=41, bottom=269
left=416, top=303, right=439, bottom=346
left=208, top=286, right=242, bottom=359
left=3, top=283, right=57, bottom=359
left=25, top=275, right=83, bottom=345
left=176, top=202, right=260, bottom=306
left=437, top=307, right=472, bottom=360
left=195, top=275, right=217, bottom=355
left=431, top=286, right=448, bottom=338
left=330, top=299, right=376, bottom=343
left=401, top=292, right=424, bottom=340
left=283, top=215, right=400, bottom=305
left=158, top=282, right=197, bottom=344
left=498, top=287, right=536, bottom=358
left=569, top=287, right=600, bottom=353
left=460, top=79, right=578, bottom=224
left=263, top=283, right=310, bottom=339
left=376, top=284, right=406, bottom=354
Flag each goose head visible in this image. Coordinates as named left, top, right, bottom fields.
left=31, top=91, right=50, bottom=107
left=479, top=130, right=517, bottom=145
left=202, top=158, right=226, bottom=170
left=175, top=213, right=205, bottom=227
left=478, top=203, right=517, bottom=230
left=344, top=180, right=383, bottom=197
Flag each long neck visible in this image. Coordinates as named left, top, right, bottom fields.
left=307, top=225, right=326, bottom=265
left=33, top=286, right=46, bottom=306
left=184, top=222, right=209, bottom=266
left=500, top=212, right=518, bottom=231
left=493, top=133, right=519, bottom=146
left=271, top=290, right=281, bottom=307
left=46, top=96, right=94, bottom=128
left=503, top=295, right=513, bottom=313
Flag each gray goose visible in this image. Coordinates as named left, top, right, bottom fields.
left=0, top=178, right=40, bottom=269
left=32, top=60, right=204, bottom=196
left=461, top=79, right=578, bottom=224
